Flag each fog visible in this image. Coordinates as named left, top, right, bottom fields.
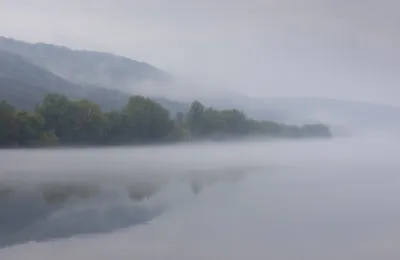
left=2, top=0, right=400, bottom=104
left=1, top=0, right=400, bottom=258
left=1, top=137, right=400, bottom=259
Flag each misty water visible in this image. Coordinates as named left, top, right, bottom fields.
left=1, top=137, right=400, bottom=259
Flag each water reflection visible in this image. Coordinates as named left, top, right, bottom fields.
left=1, top=138, right=400, bottom=259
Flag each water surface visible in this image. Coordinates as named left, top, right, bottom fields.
left=1, top=137, right=399, bottom=259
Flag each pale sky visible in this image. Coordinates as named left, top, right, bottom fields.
left=0, top=0, right=399, bottom=105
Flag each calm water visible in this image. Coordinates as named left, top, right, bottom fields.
left=1, top=137, right=400, bottom=259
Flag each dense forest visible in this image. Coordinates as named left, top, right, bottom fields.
left=0, top=93, right=331, bottom=147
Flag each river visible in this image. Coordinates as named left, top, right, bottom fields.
left=1, top=137, right=400, bottom=259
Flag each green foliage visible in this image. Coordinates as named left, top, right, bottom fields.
left=38, top=130, right=59, bottom=146
left=105, top=96, right=172, bottom=144
left=219, top=109, right=248, bottom=135
left=185, top=100, right=205, bottom=136
left=183, top=100, right=331, bottom=140
left=14, top=111, right=45, bottom=146
left=0, top=101, right=17, bottom=146
left=65, top=99, right=107, bottom=144
left=185, top=101, right=250, bottom=139
left=0, top=94, right=331, bottom=147
left=169, top=112, right=190, bottom=141
left=36, top=93, right=71, bottom=139
left=121, top=96, right=172, bottom=141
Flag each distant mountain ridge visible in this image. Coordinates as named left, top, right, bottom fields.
left=0, top=50, right=82, bottom=94
left=0, top=49, right=186, bottom=114
left=0, top=36, right=285, bottom=121
left=2, top=36, right=399, bottom=136
left=0, top=36, right=169, bottom=90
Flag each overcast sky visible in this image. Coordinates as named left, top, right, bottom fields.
left=0, top=0, right=399, bottom=105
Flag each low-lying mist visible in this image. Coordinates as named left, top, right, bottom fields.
left=1, top=136, right=400, bottom=259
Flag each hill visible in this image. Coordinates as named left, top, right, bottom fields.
left=2, top=36, right=393, bottom=135
left=0, top=50, right=186, bottom=113
left=0, top=37, right=286, bottom=121
left=0, top=36, right=169, bottom=90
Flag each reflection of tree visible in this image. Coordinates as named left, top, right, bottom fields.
left=41, top=184, right=99, bottom=205
left=190, top=180, right=202, bottom=195
left=0, top=185, right=13, bottom=200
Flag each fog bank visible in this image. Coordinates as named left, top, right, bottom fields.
left=1, top=137, right=400, bottom=259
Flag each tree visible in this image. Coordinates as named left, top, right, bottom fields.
left=169, top=112, right=189, bottom=141
left=300, top=124, right=331, bottom=137
left=219, top=109, right=248, bottom=135
left=36, top=93, right=71, bottom=141
left=14, top=111, right=45, bottom=146
left=114, top=96, right=173, bottom=143
left=185, top=100, right=205, bottom=137
left=0, top=101, right=16, bottom=146
left=281, top=125, right=302, bottom=138
left=36, top=94, right=107, bottom=144
left=66, top=99, right=107, bottom=144
left=104, top=110, right=123, bottom=143
left=175, top=112, right=184, bottom=126
left=250, top=120, right=282, bottom=136
left=38, top=130, right=59, bottom=146
left=201, top=108, right=225, bottom=138
left=0, top=94, right=332, bottom=147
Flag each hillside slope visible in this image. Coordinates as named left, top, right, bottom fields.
left=0, top=36, right=169, bottom=90
left=0, top=50, right=186, bottom=113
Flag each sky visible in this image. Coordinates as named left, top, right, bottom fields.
left=0, top=0, right=399, bottom=105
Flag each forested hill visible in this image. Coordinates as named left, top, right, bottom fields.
left=0, top=50, right=83, bottom=108
left=0, top=94, right=331, bottom=147
left=0, top=36, right=169, bottom=89
left=0, top=49, right=187, bottom=113
left=0, top=36, right=331, bottom=147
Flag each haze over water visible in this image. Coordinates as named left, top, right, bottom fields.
left=1, top=137, right=400, bottom=259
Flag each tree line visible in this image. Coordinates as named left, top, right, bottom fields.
left=0, top=93, right=331, bottom=147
